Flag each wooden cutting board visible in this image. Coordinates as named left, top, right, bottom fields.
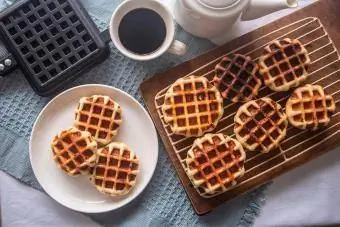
left=140, top=0, right=340, bottom=215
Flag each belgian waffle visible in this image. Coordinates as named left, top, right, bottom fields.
left=186, top=133, right=246, bottom=197
left=90, top=142, right=139, bottom=196
left=51, top=127, right=97, bottom=176
left=162, top=76, right=224, bottom=137
left=286, top=84, right=336, bottom=130
left=74, top=95, right=122, bottom=145
left=259, top=38, right=311, bottom=91
left=213, top=54, right=262, bottom=103
left=234, top=98, right=288, bottom=153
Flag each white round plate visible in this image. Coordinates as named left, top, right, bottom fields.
left=29, top=84, right=158, bottom=213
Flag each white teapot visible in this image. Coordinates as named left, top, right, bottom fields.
left=173, top=0, right=298, bottom=38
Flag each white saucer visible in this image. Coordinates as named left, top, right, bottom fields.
left=29, top=84, right=158, bottom=213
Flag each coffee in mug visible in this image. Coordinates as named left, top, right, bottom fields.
left=118, top=8, right=166, bottom=55
left=110, top=0, right=187, bottom=61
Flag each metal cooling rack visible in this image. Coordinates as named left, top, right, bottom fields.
left=154, top=17, right=340, bottom=197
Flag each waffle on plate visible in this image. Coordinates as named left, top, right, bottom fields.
left=90, top=142, right=139, bottom=196
left=51, top=127, right=97, bottom=176
left=74, top=95, right=122, bottom=145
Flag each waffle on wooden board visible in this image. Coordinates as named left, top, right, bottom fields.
left=140, top=0, right=340, bottom=215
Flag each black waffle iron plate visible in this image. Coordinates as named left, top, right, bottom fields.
left=0, top=0, right=110, bottom=96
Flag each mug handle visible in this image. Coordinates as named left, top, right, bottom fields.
left=167, top=40, right=188, bottom=56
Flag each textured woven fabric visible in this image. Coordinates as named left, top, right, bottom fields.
left=0, top=0, right=268, bottom=226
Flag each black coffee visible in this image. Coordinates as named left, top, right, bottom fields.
left=118, top=8, right=166, bottom=55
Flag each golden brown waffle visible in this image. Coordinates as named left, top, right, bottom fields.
left=74, top=95, right=122, bottom=145
left=234, top=98, right=288, bottom=153
left=259, top=38, right=311, bottom=91
left=51, top=127, right=97, bottom=176
left=90, top=142, right=139, bottom=196
left=162, top=76, right=224, bottom=137
left=213, top=54, right=262, bottom=103
left=286, top=84, right=336, bottom=130
left=186, top=133, right=246, bottom=197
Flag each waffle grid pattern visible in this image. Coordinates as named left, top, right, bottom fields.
left=259, top=38, right=311, bottom=91
left=234, top=98, right=288, bottom=153
left=286, top=84, right=336, bottom=130
left=186, top=134, right=246, bottom=197
left=213, top=54, right=262, bottom=103
left=0, top=0, right=99, bottom=85
left=51, top=127, right=97, bottom=176
left=90, top=142, right=139, bottom=196
left=74, top=95, right=122, bottom=145
left=162, top=76, right=224, bottom=137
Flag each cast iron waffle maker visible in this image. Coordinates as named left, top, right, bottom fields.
left=0, top=0, right=110, bottom=96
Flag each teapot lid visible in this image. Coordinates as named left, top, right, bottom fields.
left=198, top=0, right=240, bottom=9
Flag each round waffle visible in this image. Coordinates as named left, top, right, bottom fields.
left=186, top=133, right=246, bottom=197
left=74, top=95, right=122, bottom=145
left=234, top=98, right=288, bottom=153
left=162, top=75, right=224, bottom=137
left=286, top=84, right=335, bottom=130
left=213, top=54, right=262, bottom=103
left=51, top=127, right=97, bottom=176
left=90, top=142, right=139, bottom=196
left=259, top=38, right=311, bottom=91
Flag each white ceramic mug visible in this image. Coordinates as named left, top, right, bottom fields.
left=110, top=0, right=187, bottom=61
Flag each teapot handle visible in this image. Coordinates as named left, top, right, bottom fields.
left=167, top=40, right=188, bottom=56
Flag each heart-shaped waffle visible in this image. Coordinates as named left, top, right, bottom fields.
left=74, top=95, right=122, bottom=145
left=186, top=133, right=246, bottom=197
left=90, top=142, right=139, bottom=196
left=234, top=98, right=288, bottom=153
left=162, top=75, right=224, bottom=137
left=286, top=84, right=336, bottom=130
left=259, top=38, right=311, bottom=91
left=213, top=54, right=262, bottom=103
left=51, top=127, right=97, bottom=176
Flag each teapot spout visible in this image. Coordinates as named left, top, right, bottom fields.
left=242, top=0, right=298, bottom=21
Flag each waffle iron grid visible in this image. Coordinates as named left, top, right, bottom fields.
left=0, top=0, right=109, bottom=95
